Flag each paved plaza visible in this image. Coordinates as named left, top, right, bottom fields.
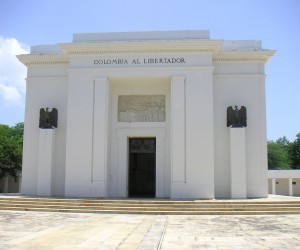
left=0, top=210, right=300, bottom=250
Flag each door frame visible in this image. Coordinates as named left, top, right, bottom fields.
left=116, top=128, right=165, bottom=198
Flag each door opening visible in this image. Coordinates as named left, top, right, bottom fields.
left=128, top=138, right=156, bottom=198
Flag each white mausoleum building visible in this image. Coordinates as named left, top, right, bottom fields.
left=18, top=31, right=275, bottom=199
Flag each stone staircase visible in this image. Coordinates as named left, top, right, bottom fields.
left=1, top=196, right=300, bottom=215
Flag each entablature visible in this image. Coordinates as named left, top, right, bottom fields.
left=213, top=50, right=276, bottom=64
left=58, top=40, right=223, bottom=55
left=17, top=54, right=68, bottom=66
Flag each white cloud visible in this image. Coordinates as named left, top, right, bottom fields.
left=0, top=37, right=29, bottom=107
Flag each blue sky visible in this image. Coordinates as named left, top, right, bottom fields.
left=0, top=0, right=299, bottom=141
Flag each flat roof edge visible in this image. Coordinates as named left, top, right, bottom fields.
left=73, top=30, right=210, bottom=42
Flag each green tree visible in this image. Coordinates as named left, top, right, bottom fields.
left=288, top=133, right=300, bottom=169
left=276, top=136, right=290, bottom=148
left=267, top=140, right=291, bottom=169
left=0, top=122, right=23, bottom=181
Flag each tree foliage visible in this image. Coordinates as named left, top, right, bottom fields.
left=268, top=140, right=291, bottom=169
left=0, top=122, right=23, bottom=181
left=288, top=133, right=300, bottom=169
left=268, top=133, right=300, bottom=170
left=276, top=136, right=290, bottom=148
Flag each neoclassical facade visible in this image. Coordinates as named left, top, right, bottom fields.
left=18, top=31, right=275, bottom=199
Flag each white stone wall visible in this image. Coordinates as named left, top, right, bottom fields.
left=294, top=178, right=300, bottom=196
left=213, top=62, right=268, bottom=198
left=21, top=65, right=68, bottom=196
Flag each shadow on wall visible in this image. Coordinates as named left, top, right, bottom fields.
left=0, top=175, right=21, bottom=193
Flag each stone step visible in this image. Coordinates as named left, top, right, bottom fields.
left=1, top=201, right=300, bottom=208
left=1, top=200, right=300, bottom=208
left=1, top=197, right=300, bottom=215
left=1, top=206, right=300, bottom=215
left=0, top=204, right=300, bottom=211
left=0, top=197, right=298, bottom=201
left=1, top=197, right=300, bottom=205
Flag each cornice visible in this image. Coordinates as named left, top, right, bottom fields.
left=59, top=40, right=223, bottom=55
left=26, top=76, right=68, bottom=81
left=17, top=54, right=69, bottom=66
left=17, top=42, right=276, bottom=66
left=213, top=50, right=276, bottom=63
left=213, top=74, right=266, bottom=78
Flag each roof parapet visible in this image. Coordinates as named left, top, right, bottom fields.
left=73, top=30, right=210, bottom=42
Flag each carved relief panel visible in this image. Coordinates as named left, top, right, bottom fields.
left=118, top=95, right=165, bottom=122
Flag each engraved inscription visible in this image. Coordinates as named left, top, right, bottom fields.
left=118, top=95, right=165, bottom=122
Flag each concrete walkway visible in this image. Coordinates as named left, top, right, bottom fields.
left=1, top=210, right=300, bottom=249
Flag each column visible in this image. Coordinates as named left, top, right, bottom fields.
left=170, top=76, right=186, bottom=197
left=91, top=77, right=109, bottom=197
left=230, top=127, right=247, bottom=198
left=272, top=178, right=276, bottom=195
left=37, top=129, right=55, bottom=196
left=185, top=70, right=215, bottom=198
left=289, top=178, right=293, bottom=196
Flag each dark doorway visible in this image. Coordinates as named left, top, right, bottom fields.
left=128, top=138, right=156, bottom=198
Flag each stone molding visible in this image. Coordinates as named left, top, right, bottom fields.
left=213, top=50, right=275, bottom=64
left=213, top=74, right=266, bottom=78
left=25, top=76, right=68, bottom=81
left=17, top=54, right=68, bottom=66
left=17, top=41, right=275, bottom=66
left=59, top=40, right=223, bottom=55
